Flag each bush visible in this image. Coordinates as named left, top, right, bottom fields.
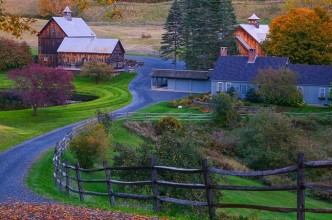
left=95, top=109, right=113, bottom=133
left=210, top=92, right=241, bottom=128
left=69, top=121, right=109, bottom=168
left=245, top=88, right=264, bottom=103
left=155, top=116, right=184, bottom=135
left=0, top=37, right=33, bottom=70
left=237, top=110, right=299, bottom=170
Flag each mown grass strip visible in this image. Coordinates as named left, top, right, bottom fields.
left=0, top=73, right=136, bottom=152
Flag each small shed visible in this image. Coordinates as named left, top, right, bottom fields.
left=57, top=37, right=125, bottom=71
left=150, top=69, right=211, bottom=93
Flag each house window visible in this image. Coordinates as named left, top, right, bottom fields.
left=319, top=88, right=325, bottom=97
left=217, top=82, right=223, bottom=92
left=226, top=82, right=231, bottom=91
left=117, top=62, right=124, bottom=68
left=297, top=86, right=303, bottom=94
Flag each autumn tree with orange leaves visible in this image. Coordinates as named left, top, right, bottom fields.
left=263, top=7, right=332, bottom=65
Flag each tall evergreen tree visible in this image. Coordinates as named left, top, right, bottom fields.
left=160, top=0, right=238, bottom=70
left=160, top=0, right=184, bottom=67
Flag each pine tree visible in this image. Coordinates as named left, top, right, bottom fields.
left=161, top=0, right=238, bottom=70
left=160, top=0, right=184, bottom=67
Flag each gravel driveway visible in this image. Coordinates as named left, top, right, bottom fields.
left=0, top=56, right=189, bottom=203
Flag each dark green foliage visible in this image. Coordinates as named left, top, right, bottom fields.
left=161, top=0, right=237, bottom=70
left=69, top=121, right=109, bottom=168
left=210, top=92, right=241, bottom=128
left=0, top=37, right=33, bottom=70
left=237, top=110, right=299, bottom=170
left=113, top=130, right=220, bottom=216
left=155, top=116, right=184, bottom=135
left=160, top=0, right=183, bottom=67
left=254, top=67, right=304, bottom=107
left=226, top=86, right=237, bottom=97
left=245, top=88, right=264, bottom=103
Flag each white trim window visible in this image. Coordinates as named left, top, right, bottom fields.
left=226, top=82, right=232, bottom=92
left=297, top=86, right=303, bottom=94
left=319, top=88, right=325, bottom=98
left=217, top=82, right=223, bottom=92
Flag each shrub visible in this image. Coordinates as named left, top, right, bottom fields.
left=237, top=110, right=299, bottom=170
left=210, top=92, right=241, bottom=128
left=95, top=109, right=113, bottom=133
left=69, top=121, right=109, bottom=168
left=245, top=88, right=264, bottom=103
left=155, top=116, right=184, bottom=135
left=0, top=37, right=33, bottom=70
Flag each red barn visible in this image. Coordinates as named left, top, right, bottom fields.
left=234, top=14, right=269, bottom=56
left=38, top=6, right=125, bottom=71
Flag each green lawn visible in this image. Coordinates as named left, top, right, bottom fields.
left=0, top=72, right=136, bottom=152
left=27, top=101, right=332, bottom=220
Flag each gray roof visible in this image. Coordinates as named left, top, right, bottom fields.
left=52, top=17, right=96, bottom=37
left=238, top=24, right=269, bottom=43
left=57, top=37, right=122, bottom=54
left=150, top=69, right=210, bottom=80
left=211, top=55, right=332, bottom=86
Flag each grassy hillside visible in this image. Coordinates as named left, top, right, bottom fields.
left=0, top=72, right=136, bottom=152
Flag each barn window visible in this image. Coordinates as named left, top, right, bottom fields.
left=117, top=62, right=124, bottom=68
left=112, top=63, right=117, bottom=68
left=43, top=57, right=48, bottom=62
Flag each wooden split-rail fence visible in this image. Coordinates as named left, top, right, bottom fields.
left=53, top=116, right=332, bottom=220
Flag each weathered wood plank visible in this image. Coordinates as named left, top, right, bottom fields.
left=210, top=185, right=297, bottom=191
left=158, top=196, right=208, bottom=206
left=155, top=166, right=203, bottom=173
left=304, top=183, right=332, bottom=193
left=209, top=165, right=297, bottom=177
left=151, top=156, right=159, bottom=213
left=297, top=153, right=305, bottom=220
left=304, top=160, right=332, bottom=168
left=157, top=180, right=205, bottom=189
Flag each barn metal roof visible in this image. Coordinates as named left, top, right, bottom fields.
left=238, top=24, right=269, bottom=43
left=52, top=17, right=96, bottom=37
left=248, top=14, right=260, bottom=20
left=57, top=37, right=121, bottom=54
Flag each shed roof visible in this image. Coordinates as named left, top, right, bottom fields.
left=238, top=24, right=269, bottom=43
left=150, top=69, right=210, bottom=80
left=57, top=37, right=123, bottom=54
left=52, top=17, right=96, bottom=37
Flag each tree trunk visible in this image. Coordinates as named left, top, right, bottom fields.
left=32, top=105, right=37, bottom=116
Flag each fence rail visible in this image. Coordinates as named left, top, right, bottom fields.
left=53, top=120, right=332, bottom=220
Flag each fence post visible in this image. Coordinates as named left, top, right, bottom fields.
left=297, top=153, right=305, bottom=220
left=151, top=156, right=159, bottom=213
left=75, top=162, right=84, bottom=202
left=203, top=159, right=216, bottom=220
left=103, top=160, right=115, bottom=206
left=59, top=161, right=65, bottom=192
left=65, top=160, right=70, bottom=196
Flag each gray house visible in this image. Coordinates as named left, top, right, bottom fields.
left=150, top=48, right=332, bottom=105
left=211, top=49, right=332, bottom=105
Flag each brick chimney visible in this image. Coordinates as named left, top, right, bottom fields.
left=220, top=47, right=227, bottom=56
left=63, top=6, right=72, bottom=21
left=248, top=48, right=257, bottom=63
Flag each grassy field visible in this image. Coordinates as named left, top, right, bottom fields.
left=1, top=0, right=285, bottom=55
left=0, top=72, right=136, bottom=152
left=27, top=101, right=332, bottom=220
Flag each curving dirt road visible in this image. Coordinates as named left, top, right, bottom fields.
left=0, top=56, right=189, bottom=203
